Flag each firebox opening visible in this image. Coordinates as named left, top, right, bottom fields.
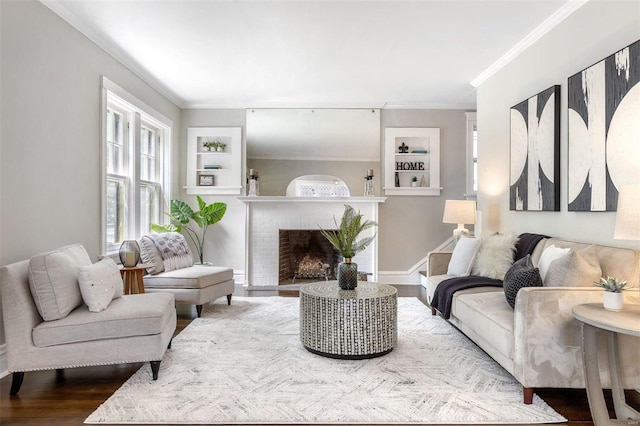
left=279, top=230, right=341, bottom=284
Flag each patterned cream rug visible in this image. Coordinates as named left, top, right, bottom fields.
left=86, top=296, right=566, bottom=424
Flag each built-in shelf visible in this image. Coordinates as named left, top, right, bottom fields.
left=185, top=127, right=242, bottom=195
left=384, top=127, right=441, bottom=196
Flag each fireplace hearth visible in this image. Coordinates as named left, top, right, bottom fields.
left=279, top=230, right=340, bottom=284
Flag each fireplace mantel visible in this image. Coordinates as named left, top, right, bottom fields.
left=239, top=196, right=386, bottom=288
left=238, top=196, right=387, bottom=203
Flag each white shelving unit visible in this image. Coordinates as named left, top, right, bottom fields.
left=384, top=127, right=441, bottom=196
left=185, top=127, right=242, bottom=195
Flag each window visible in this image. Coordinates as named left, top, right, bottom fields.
left=465, top=112, right=477, bottom=198
left=101, top=77, right=172, bottom=255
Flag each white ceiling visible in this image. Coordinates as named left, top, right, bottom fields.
left=45, top=0, right=583, bottom=109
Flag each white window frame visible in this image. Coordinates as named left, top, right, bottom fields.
left=465, top=112, right=477, bottom=200
left=100, top=76, right=172, bottom=256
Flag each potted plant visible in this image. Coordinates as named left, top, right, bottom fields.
left=320, top=205, right=377, bottom=290
left=152, top=196, right=227, bottom=265
left=202, top=141, right=215, bottom=151
left=594, top=276, right=627, bottom=311
left=411, top=176, right=419, bottom=187
left=215, top=142, right=227, bottom=152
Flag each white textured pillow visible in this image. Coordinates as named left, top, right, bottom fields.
left=138, top=236, right=165, bottom=275
left=78, top=257, right=123, bottom=312
left=537, top=245, right=571, bottom=282
left=544, top=245, right=601, bottom=287
left=471, top=233, right=519, bottom=280
left=447, top=236, right=482, bottom=276
left=28, top=244, right=91, bottom=321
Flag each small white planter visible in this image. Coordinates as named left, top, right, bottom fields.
left=603, top=292, right=623, bottom=312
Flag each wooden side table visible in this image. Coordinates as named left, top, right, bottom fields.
left=120, top=264, right=151, bottom=295
left=572, top=303, right=640, bottom=425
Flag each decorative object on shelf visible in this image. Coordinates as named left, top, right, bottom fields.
left=411, top=149, right=428, bottom=154
left=215, top=142, right=227, bottom=152
left=442, top=200, right=476, bottom=245
left=568, top=40, right=639, bottom=212
left=398, top=142, right=409, bottom=153
left=395, top=172, right=400, bottom=187
left=199, top=175, right=214, bottom=186
left=510, top=85, right=560, bottom=211
left=151, top=196, right=227, bottom=265
left=613, top=183, right=640, bottom=297
left=203, top=164, right=221, bottom=170
left=320, top=205, right=377, bottom=290
left=119, top=240, right=141, bottom=267
left=411, top=176, right=418, bottom=187
left=364, top=169, right=375, bottom=196
left=594, top=276, right=627, bottom=311
left=202, top=140, right=216, bottom=151
left=248, top=169, right=260, bottom=196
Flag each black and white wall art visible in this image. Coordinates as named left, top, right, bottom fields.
left=510, top=85, right=561, bottom=211
left=568, top=40, right=640, bottom=211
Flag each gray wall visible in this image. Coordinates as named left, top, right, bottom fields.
left=476, top=0, right=640, bottom=251
left=181, top=108, right=469, bottom=275
left=0, top=1, right=181, bottom=354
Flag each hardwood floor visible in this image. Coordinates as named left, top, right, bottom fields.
left=0, top=285, right=635, bottom=425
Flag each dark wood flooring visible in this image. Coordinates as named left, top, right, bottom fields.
left=1, top=285, right=636, bottom=425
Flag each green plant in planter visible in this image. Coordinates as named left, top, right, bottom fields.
left=412, top=176, right=418, bottom=182
left=202, top=141, right=216, bottom=150
left=151, top=196, right=227, bottom=264
left=593, top=276, right=627, bottom=292
left=320, top=205, right=377, bottom=260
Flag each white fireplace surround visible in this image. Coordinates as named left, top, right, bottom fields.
left=239, top=196, right=386, bottom=288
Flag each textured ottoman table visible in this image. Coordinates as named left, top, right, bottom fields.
left=300, top=281, right=398, bottom=359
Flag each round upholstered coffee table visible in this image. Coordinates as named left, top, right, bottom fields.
left=299, top=281, right=398, bottom=359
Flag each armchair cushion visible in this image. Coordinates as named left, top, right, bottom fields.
left=32, top=293, right=175, bottom=347
left=28, top=244, right=92, bottom=321
left=78, top=257, right=123, bottom=313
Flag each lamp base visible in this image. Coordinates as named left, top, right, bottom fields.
left=452, top=226, right=470, bottom=246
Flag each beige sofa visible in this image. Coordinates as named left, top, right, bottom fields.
left=0, top=244, right=176, bottom=395
left=422, top=237, right=640, bottom=404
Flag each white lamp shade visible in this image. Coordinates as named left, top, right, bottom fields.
left=614, top=184, right=640, bottom=240
left=443, top=200, right=476, bottom=225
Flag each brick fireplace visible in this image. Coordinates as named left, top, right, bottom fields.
left=239, top=196, right=385, bottom=288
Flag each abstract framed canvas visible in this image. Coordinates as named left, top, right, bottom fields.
left=567, top=39, right=640, bottom=211
left=510, top=85, right=561, bottom=211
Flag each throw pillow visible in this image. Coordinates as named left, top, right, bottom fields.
left=537, top=245, right=571, bottom=282
left=471, top=233, right=519, bottom=280
left=544, top=245, right=601, bottom=287
left=78, top=257, right=123, bottom=312
left=138, top=235, right=165, bottom=275
left=28, top=244, right=92, bottom=321
left=446, top=236, right=482, bottom=277
left=503, top=255, right=542, bottom=308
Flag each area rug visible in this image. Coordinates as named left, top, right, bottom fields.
left=86, top=296, right=566, bottom=424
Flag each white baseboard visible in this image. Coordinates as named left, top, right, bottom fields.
left=0, top=344, right=8, bottom=379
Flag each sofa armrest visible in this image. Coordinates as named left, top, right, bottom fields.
left=427, top=251, right=452, bottom=277
left=512, top=287, right=640, bottom=389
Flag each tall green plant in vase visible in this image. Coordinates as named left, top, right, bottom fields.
left=151, top=196, right=227, bottom=265
left=320, top=204, right=377, bottom=290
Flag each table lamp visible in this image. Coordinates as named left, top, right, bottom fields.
left=443, top=200, right=476, bottom=245
left=614, top=184, right=640, bottom=293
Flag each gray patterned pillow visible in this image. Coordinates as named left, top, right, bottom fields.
left=503, top=255, right=542, bottom=308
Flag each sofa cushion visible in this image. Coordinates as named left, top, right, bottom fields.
left=503, top=255, right=542, bottom=308
left=471, top=233, right=519, bottom=280
left=537, top=244, right=571, bottom=282
left=28, top=244, right=92, bottom=321
left=545, top=245, right=601, bottom=287
left=32, top=293, right=175, bottom=347
left=453, top=291, right=515, bottom=359
left=143, top=265, right=233, bottom=289
left=447, top=236, right=481, bottom=276
left=78, top=257, right=123, bottom=312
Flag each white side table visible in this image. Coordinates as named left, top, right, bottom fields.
left=572, top=303, right=640, bottom=425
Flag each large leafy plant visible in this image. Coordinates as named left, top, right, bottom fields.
left=320, top=205, right=377, bottom=259
left=151, top=196, right=227, bottom=264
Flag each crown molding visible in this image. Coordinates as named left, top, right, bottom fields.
left=470, top=0, right=590, bottom=88
left=40, top=0, right=186, bottom=108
